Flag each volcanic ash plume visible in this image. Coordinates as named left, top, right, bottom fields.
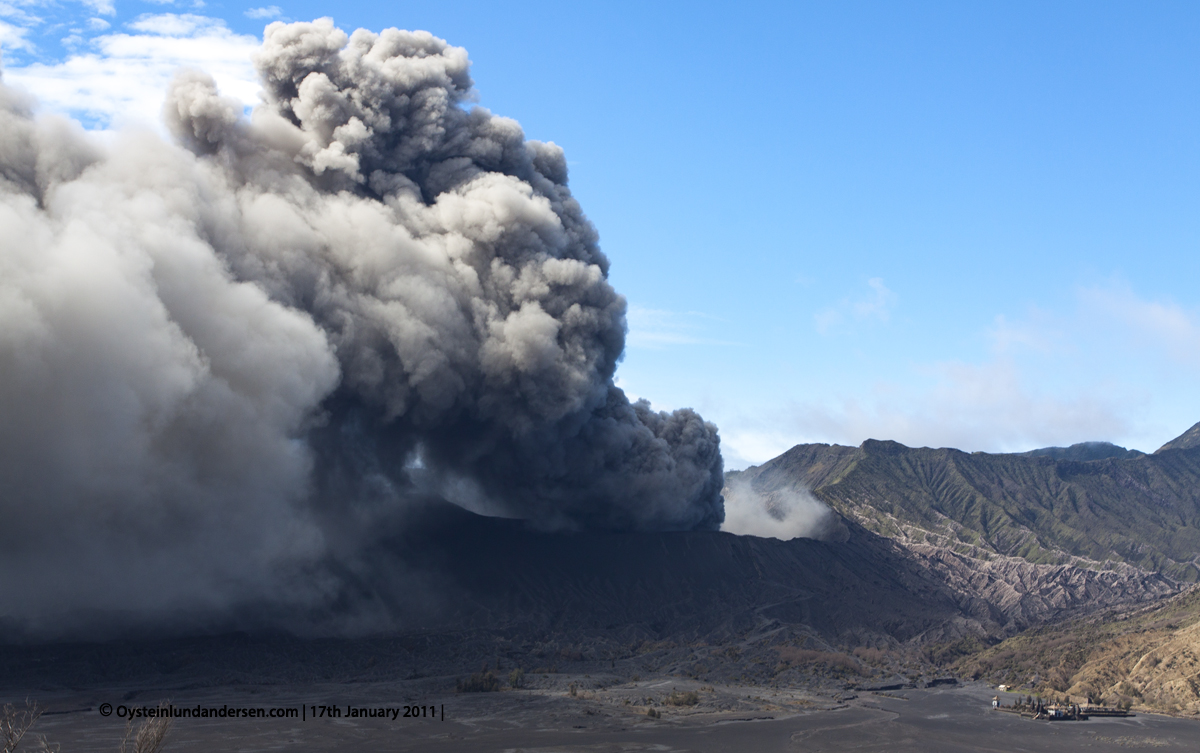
left=0, top=18, right=723, bottom=635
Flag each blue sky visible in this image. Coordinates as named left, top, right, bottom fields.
left=5, top=1, right=1200, bottom=468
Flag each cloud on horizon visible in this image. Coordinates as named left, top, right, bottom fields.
left=722, top=282, right=1200, bottom=467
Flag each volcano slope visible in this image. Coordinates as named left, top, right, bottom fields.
left=367, top=499, right=1176, bottom=643
left=0, top=495, right=1178, bottom=697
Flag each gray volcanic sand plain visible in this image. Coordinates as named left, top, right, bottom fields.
left=12, top=680, right=1198, bottom=752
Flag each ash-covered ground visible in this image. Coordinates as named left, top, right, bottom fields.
left=8, top=653, right=1198, bottom=753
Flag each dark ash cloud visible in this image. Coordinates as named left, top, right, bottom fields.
left=0, top=18, right=723, bottom=637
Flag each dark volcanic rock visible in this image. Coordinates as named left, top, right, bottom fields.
left=368, top=502, right=969, bottom=644
left=351, top=501, right=1178, bottom=646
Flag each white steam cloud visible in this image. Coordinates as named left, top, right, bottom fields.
left=0, top=19, right=724, bottom=636
left=720, top=476, right=835, bottom=541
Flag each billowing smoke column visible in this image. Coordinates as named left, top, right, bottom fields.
left=0, top=19, right=723, bottom=636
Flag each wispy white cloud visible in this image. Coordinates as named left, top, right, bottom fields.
left=1078, top=283, right=1200, bottom=368
left=0, top=1, right=42, bottom=27
left=81, top=0, right=115, bottom=17
left=987, top=310, right=1061, bottom=356
left=4, top=13, right=259, bottom=129
left=244, top=6, right=281, bottom=20
left=854, top=277, right=896, bottom=320
left=815, top=277, right=897, bottom=335
left=625, top=305, right=738, bottom=350
left=127, top=12, right=205, bottom=35
left=0, top=18, right=34, bottom=51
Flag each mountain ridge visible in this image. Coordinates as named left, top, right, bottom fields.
left=1019, top=441, right=1144, bottom=461
left=1158, top=420, right=1200, bottom=453
left=730, top=433, right=1200, bottom=581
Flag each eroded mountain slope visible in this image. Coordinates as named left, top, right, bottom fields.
left=957, top=585, right=1200, bottom=716
left=731, top=436, right=1200, bottom=580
